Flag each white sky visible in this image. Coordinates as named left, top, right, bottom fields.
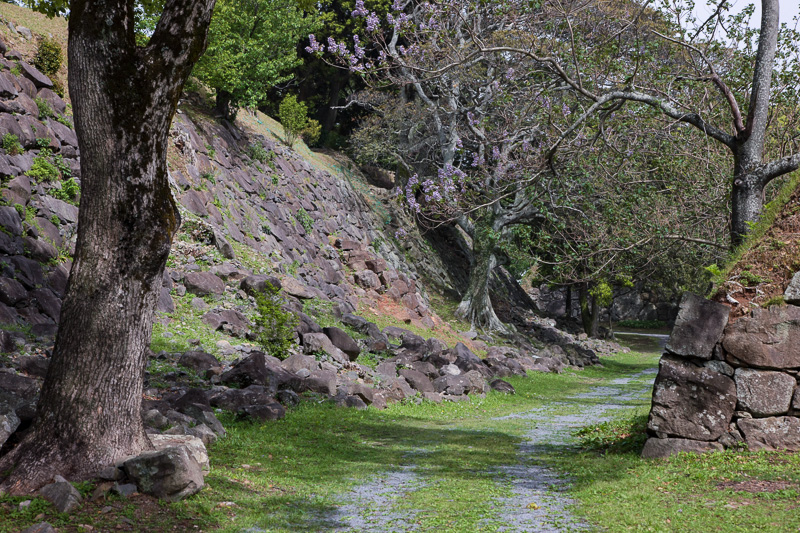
left=695, top=0, right=800, bottom=28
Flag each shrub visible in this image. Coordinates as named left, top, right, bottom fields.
left=2, top=134, right=23, bottom=156
left=33, top=37, right=63, bottom=77
left=254, top=282, right=298, bottom=360
left=278, top=94, right=310, bottom=148
left=302, top=118, right=321, bottom=146
left=51, top=177, right=80, bottom=202
left=35, top=97, right=54, bottom=119
left=26, top=150, right=59, bottom=182
left=247, top=142, right=271, bottom=164
left=295, top=208, right=314, bottom=233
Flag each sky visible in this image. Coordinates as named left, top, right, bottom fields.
left=695, top=0, right=800, bottom=28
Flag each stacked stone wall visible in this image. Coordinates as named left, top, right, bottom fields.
left=643, top=292, right=800, bottom=457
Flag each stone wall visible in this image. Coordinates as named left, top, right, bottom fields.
left=526, top=283, right=679, bottom=325
left=642, top=291, right=800, bottom=457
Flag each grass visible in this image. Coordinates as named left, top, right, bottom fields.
left=5, top=345, right=800, bottom=532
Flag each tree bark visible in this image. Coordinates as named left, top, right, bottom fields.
left=0, top=0, right=215, bottom=494
left=455, top=220, right=508, bottom=333
left=215, top=89, right=237, bottom=121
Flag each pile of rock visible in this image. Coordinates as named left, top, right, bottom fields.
left=0, top=38, right=78, bottom=342
left=643, top=291, right=800, bottom=458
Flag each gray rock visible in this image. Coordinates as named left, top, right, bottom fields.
left=323, top=326, right=360, bottom=361
left=281, top=276, right=317, bottom=299
left=302, top=332, right=348, bottom=364
left=184, top=271, right=225, bottom=296
left=490, top=379, right=516, bottom=394
left=112, top=483, right=138, bottom=498
left=735, top=368, right=795, bottom=417
left=39, top=479, right=82, bottom=513
left=398, top=368, right=434, bottom=393
left=149, top=434, right=210, bottom=473
left=303, top=369, right=337, bottom=396
left=665, top=292, right=729, bottom=360
left=239, top=402, right=286, bottom=421
left=354, top=269, right=381, bottom=289
left=212, top=228, right=235, bottom=259
left=208, top=385, right=274, bottom=413
left=0, top=402, right=20, bottom=448
left=178, top=350, right=220, bottom=374
left=281, top=353, right=317, bottom=373
left=737, top=416, right=800, bottom=451
left=433, top=374, right=471, bottom=396
left=647, top=355, right=736, bottom=441
left=20, top=523, right=56, bottom=533
left=240, top=274, right=281, bottom=296
left=187, top=423, right=218, bottom=446
left=641, top=437, right=724, bottom=458
left=123, top=445, right=204, bottom=501
left=723, top=305, right=800, bottom=369
left=784, top=270, right=800, bottom=304
left=17, top=355, right=49, bottom=379
left=276, top=389, right=300, bottom=406
left=703, top=360, right=734, bottom=377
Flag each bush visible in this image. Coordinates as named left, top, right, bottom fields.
left=2, top=134, right=23, bottom=156
left=254, top=282, right=298, bottom=360
left=278, top=94, right=310, bottom=148
left=35, top=97, right=54, bottom=119
left=33, top=37, right=63, bottom=77
left=26, top=150, right=59, bottom=182
left=51, top=177, right=80, bottom=203
left=247, top=143, right=271, bottom=164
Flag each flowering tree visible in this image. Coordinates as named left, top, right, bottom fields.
left=311, top=0, right=737, bottom=333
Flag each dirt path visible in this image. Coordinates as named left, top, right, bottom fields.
left=328, top=365, right=659, bottom=532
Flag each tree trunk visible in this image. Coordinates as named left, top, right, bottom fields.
left=0, top=0, right=215, bottom=494
left=215, top=89, right=237, bottom=121
left=730, top=155, right=766, bottom=247
left=579, top=284, right=592, bottom=335
left=455, top=223, right=508, bottom=333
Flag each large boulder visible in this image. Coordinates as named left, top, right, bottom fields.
left=323, top=326, right=360, bottom=361
left=641, top=437, right=723, bottom=459
left=665, top=292, right=729, bottom=359
left=737, top=416, right=800, bottom=451
left=734, top=369, right=796, bottom=417
left=302, top=332, right=348, bottom=364
left=0, top=402, right=20, bottom=448
left=183, top=271, right=225, bottom=296
left=398, top=368, right=434, bottom=393
left=39, top=477, right=82, bottom=513
left=723, top=305, right=800, bottom=369
left=647, top=355, right=736, bottom=441
left=123, top=445, right=205, bottom=501
left=178, top=351, right=220, bottom=374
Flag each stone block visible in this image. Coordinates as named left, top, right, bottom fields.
left=735, top=368, right=795, bottom=417
left=723, top=305, right=800, bottom=369
left=738, top=416, right=800, bottom=451
left=647, top=355, right=736, bottom=441
left=641, top=437, right=723, bottom=458
left=665, top=292, right=729, bottom=359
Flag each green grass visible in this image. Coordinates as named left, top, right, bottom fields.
left=7, top=348, right=800, bottom=532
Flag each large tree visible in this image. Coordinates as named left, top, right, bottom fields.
left=0, top=0, right=215, bottom=493
left=193, top=0, right=317, bottom=119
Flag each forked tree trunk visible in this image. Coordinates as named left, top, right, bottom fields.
left=730, top=156, right=766, bottom=247
left=0, top=0, right=215, bottom=494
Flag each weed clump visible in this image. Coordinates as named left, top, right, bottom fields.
left=33, top=37, right=63, bottom=78
left=254, top=282, right=298, bottom=360
left=2, top=134, right=23, bottom=156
